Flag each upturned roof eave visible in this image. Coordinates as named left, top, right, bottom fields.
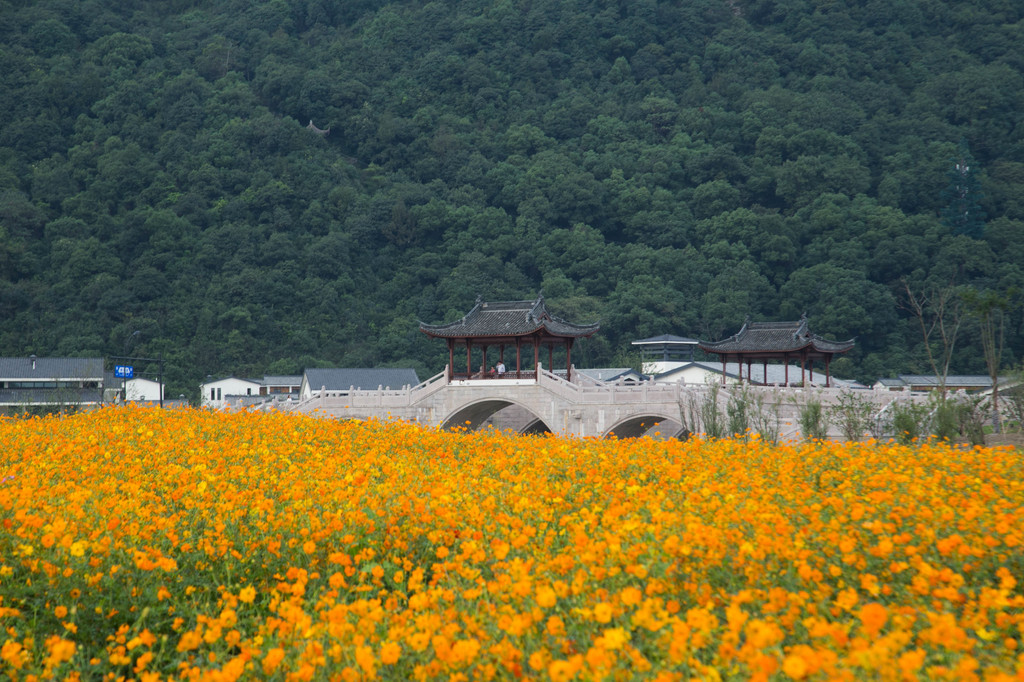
left=698, top=338, right=854, bottom=354
left=419, top=322, right=599, bottom=340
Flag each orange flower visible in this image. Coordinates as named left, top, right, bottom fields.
left=548, top=658, right=577, bottom=682
left=380, top=640, right=401, bottom=665
left=858, top=602, right=888, bottom=637
left=782, top=653, right=809, bottom=679
left=262, top=647, right=286, bottom=675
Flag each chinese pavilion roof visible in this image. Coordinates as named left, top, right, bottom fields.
left=419, top=295, right=599, bottom=341
left=698, top=316, right=854, bottom=356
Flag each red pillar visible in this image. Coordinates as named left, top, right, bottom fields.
left=466, top=340, right=472, bottom=379
left=721, top=354, right=727, bottom=385
left=825, top=355, right=831, bottom=387
left=448, top=340, right=454, bottom=380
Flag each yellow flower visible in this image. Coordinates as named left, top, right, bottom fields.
left=536, top=586, right=557, bottom=608
left=593, top=603, right=614, bottom=624
left=598, top=627, right=628, bottom=650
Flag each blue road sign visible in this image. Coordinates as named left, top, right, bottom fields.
left=114, top=365, right=134, bottom=378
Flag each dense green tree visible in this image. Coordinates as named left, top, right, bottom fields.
left=0, top=0, right=1022, bottom=396
left=940, top=138, right=986, bottom=238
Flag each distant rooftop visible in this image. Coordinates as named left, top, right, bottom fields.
left=0, top=356, right=105, bottom=379
left=420, top=295, right=599, bottom=341
left=632, top=334, right=699, bottom=362
left=699, top=316, right=854, bottom=355
left=575, top=368, right=646, bottom=383
left=631, top=334, right=699, bottom=346
left=303, top=368, right=420, bottom=391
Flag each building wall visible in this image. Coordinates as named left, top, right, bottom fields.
left=200, top=378, right=261, bottom=408
left=125, top=379, right=164, bottom=402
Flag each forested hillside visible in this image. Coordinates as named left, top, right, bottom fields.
left=1, top=0, right=1022, bottom=397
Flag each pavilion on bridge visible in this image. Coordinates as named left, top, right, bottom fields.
left=419, top=295, right=599, bottom=382
left=698, top=315, right=854, bottom=387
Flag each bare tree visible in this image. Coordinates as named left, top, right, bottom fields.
left=962, top=288, right=1015, bottom=434
left=901, top=279, right=964, bottom=400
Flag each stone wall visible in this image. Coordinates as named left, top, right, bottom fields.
left=984, top=433, right=1024, bottom=448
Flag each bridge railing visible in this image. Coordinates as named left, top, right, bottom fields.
left=302, top=368, right=452, bottom=411
left=408, top=368, right=449, bottom=401
left=451, top=370, right=537, bottom=381
left=574, top=381, right=684, bottom=405
left=537, top=365, right=580, bottom=400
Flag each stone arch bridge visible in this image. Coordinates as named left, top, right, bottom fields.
left=274, top=365, right=915, bottom=440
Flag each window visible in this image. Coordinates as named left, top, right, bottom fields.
left=211, top=388, right=216, bottom=401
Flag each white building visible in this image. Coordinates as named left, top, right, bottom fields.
left=653, top=361, right=859, bottom=387
left=124, top=377, right=164, bottom=402
left=200, top=377, right=263, bottom=408
left=0, top=356, right=105, bottom=411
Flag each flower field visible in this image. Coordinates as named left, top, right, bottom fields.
left=1, top=408, right=1022, bottom=681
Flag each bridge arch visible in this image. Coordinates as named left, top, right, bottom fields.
left=520, top=418, right=552, bottom=435
left=604, top=414, right=689, bottom=440
left=440, top=399, right=552, bottom=434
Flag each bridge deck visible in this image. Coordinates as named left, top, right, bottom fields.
left=263, top=364, right=930, bottom=440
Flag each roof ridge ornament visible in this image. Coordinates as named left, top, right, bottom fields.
left=796, top=313, right=809, bottom=339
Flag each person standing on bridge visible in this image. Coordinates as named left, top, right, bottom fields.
left=496, top=360, right=505, bottom=376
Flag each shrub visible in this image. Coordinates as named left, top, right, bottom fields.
left=892, top=400, right=929, bottom=444
left=828, top=391, right=874, bottom=442
left=798, top=398, right=828, bottom=441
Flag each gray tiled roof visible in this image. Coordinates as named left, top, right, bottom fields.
left=699, top=317, right=854, bottom=354
left=262, top=375, right=303, bottom=386
left=304, top=368, right=420, bottom=391
left=898, top=375, right=999, bottom=388
left=420, top=296, right=599, bottom=339
left=0, top=357, right=105, bottom=380
left=576, top=368, right=647, bottom=382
